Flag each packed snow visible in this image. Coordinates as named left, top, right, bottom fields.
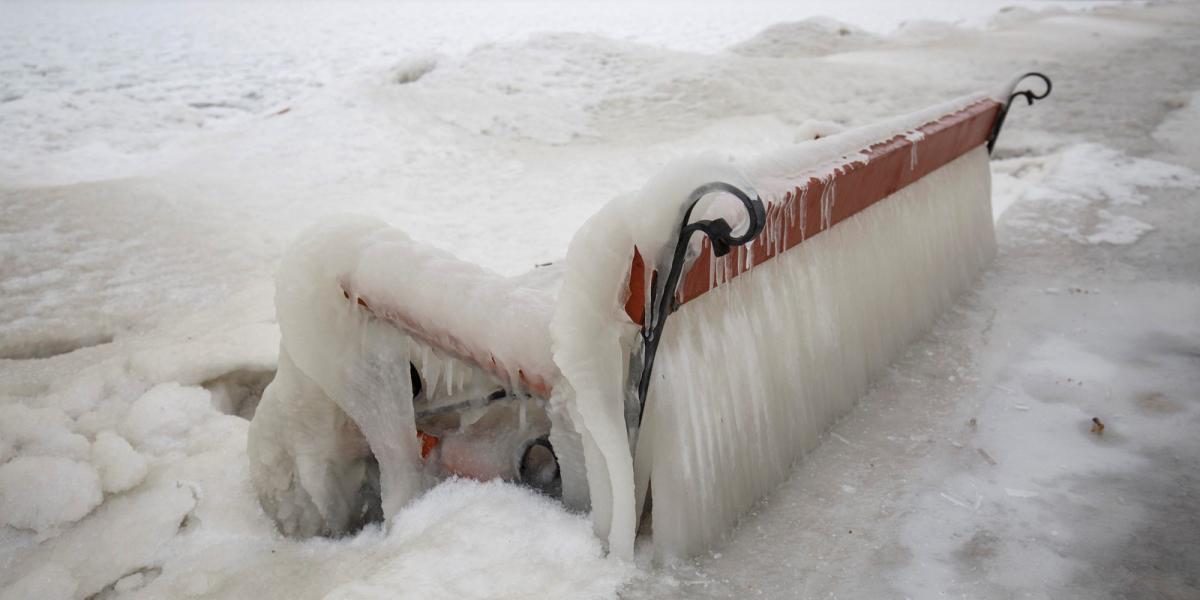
left=2, top=1, right=1199, bottom=599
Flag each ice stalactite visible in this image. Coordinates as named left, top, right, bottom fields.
left=819, top=176, right=838, bottom=231
left=905, top=130, right=926, bottom=170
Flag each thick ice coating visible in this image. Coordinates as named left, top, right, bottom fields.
left=249, top=219, right=566, bottom=536
left=250, top=93, right=997, bottom=560
left=635, top=148, right=993, bottom=556
left=549, top=95, right=995, bottom=558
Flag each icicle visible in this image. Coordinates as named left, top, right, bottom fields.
left=797, top=185, right=810, bottom=243
left=708, top=243, right=718, bottom=289
left=781, top=193, right=792, bottom=252
left=431, top=357, right=444, bottom=399
left=819, top=176, right=837, bottom=231
left=519, top=398, right=528, bottom=433
left=905, top=130, right=926, bottom=171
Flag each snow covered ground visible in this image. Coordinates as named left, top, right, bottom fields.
left=2, top=1, right=1199, bottom=598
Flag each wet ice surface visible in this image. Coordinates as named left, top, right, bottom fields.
left=2, top=1, right=1199, bottom=599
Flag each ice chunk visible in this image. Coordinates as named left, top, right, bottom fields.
left=2, top=477, right=197, bottom=597
left=90, top=431, right=149, bottom=494
left=121, top=383, right=214, bottom=453
left=0, top=456, right=103, bottom=532
left=0, top=404, right=90, bottom=461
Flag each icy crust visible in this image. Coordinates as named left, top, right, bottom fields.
left=551, top=96, right=992, bottom=558
left=250, top=217, right=562, bottom=537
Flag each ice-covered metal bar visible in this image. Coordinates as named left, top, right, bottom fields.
left=339, top=284, right=558, bottom=398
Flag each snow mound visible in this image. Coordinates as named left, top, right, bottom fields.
left=894, top=19, right=967, bottom=42
left=0, top=563, right=77, bottom=600
left=90, top=431, right=149, bottom=494
left=0, top=456, right=102, bottom=532
left=793, top=119, right=846, bottom=142
left=389, top=55, right=438, bottom=85
left=1153, top=90, right=1200, bottom=166
left=323, top=479, right=631, bottom=600
left=121, top=382, right=216, bottom=453
left=988, top=5, right=1070, bottom=29
left=730, top=18, right=880, bottom=58
left=0, top=404, right=89, bottom=462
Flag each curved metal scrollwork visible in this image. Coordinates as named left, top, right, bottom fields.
left=634, top=181, right=767, bottom=426
left=987, top=72, right=1052, bottom=154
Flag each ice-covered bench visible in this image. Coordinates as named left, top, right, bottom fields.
left=248, top=73, right=1049, bottom=559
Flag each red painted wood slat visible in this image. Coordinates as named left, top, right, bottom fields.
left=624, top=99, right=1001, bottom=325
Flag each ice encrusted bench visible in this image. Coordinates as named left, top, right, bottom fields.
left=248, top=73, right=1049, bottom=559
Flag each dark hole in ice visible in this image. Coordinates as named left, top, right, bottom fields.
left=391, top=57, right=436, bottom=85
left=345, top=364, right=563, bottom=534
left=520, top=437, right=562, bottom=498
left=410, top=362, right=423, bottom=398
left=87, top=566, right=162, bottom=599
left=202, top=368, right=275, bottom=419
left=347, top=455, right=385, bottom=534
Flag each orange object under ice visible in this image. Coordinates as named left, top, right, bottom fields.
left=417, top=430, right=439, bottom=460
